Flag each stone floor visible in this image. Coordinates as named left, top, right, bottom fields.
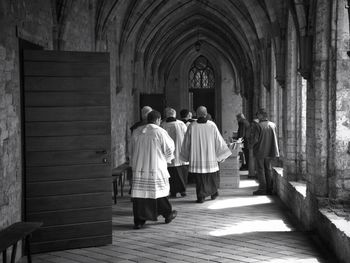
left=21, top=175, right=337, bottom=263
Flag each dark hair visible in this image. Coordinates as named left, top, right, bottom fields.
left=147, top=110, right=161, bottom=123
left=180, top=109, right=189, bottom=118
left=256, top=108, right=268, bottom=119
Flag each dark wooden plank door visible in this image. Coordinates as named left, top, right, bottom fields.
left=23, top=50, right=111, bottom=253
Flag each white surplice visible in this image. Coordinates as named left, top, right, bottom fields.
left=180, top=120, right=232, bottom=173
left=161, top=119, right=188, bottom=167
left=130, top=124, right=175, bottom=199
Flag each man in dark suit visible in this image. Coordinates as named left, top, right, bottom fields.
left=251, top=109, right=279, bottom=195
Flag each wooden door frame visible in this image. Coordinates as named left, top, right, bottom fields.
left=18, top=39, right=43, bottom=223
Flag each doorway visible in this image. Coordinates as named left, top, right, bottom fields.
left=189, top=89, right=215, bottom=120
left=140, top=93, right=165, bottom=118
left=188, top=55, right=216, bottom=121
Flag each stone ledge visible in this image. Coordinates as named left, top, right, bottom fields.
left=273, top=167, right=350, bottom=263
left=319, top=209, right=350, bottom=237
left=317, top=208, right=350, bottom=263
left=273, top=166, right=307, bottom=198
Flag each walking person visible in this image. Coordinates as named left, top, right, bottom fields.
left=236, top=113, right=250, bottom=170
left=130, top=110, right=177, bottom=229
left=128, top=106, right=152, bottom=194
left=130, top=106, right=152, bottom=134
left=251, top=108, right=279, bottom=195
left=161, top=108, right=188, bottom=197
left=180, top=109, right=195, bottom=127
left=248, top=117, right=260, bottom=179
left=180, top=106, right=232, bottom=203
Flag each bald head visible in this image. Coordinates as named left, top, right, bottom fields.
left=165, top=107, right=176, bottom=118
left=141, top=106, right=152, bottom=120
left=196, top=106, right=207, bottom=118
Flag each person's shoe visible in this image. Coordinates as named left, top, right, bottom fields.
left=165, top=210, right=177, bottom=224
left=180, top=192, right=187, bottom=197
left=253, top=189, right=267, bottom=195
left=239, top=165, right=248, bottom=171
left=266, top=189, right=273, bottom=195
left=169, top=193, right=177, bottom=198
left=196, top=198, right=204, bottom=203
left=211, top=192, right=219, bottom=200
left=133, top=224, right=141, bottom=229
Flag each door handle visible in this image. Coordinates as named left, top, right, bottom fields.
left=102, top=158, right=108, bottom=163
left=96, top=150, right=107, bottom=154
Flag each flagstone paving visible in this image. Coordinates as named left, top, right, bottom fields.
left=20, top=175, right=337, bottom=263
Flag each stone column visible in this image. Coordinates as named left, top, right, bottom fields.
left=307, top=0, right=331, bottom=197
left=331, top=1, right=350, bottom=200
left=283, top=13, right=298, bottom=180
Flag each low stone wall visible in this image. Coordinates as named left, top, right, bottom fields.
left=273, top=167, right=350, bottom=263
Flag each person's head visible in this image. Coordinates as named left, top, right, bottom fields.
left=196, top=106, right=207, bottom=118
left=206, top=113, right=212, bottom=121
left=165, top=107, right=176, bottom=118
left=236, top=113, right=246, bottom=121
left=141, top=106, right=152, bottom=121
left=188, top=111, right=193, bottom=119
left=147, top=110, right=161, bottom=126
left=180, top=109, right=190, bottom=119
left=256, top=108, right=268, bottom=121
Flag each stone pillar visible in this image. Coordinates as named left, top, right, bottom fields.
left=307, top=0, right=331, bottom=197
left=331, top=1, right=350, bottom=199
left=283, top=13, right=298, bottom=180
left=296, top=75, right=307, bottom=180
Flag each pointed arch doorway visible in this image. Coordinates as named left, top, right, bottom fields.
left=188, top=55, right=216, bottom=121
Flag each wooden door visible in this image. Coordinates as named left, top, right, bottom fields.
left=23, top=50, right=111, bottom=253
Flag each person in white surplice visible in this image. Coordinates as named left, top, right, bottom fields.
left=130, top=110, right=177, bottom=229
left=161, top=107, right=188, bottom=198
left=180, top=106, right=232, bottom=203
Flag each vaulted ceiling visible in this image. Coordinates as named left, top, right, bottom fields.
left=93, top=0, right=309, bottom=96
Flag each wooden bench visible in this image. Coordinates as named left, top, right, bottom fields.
left=112, top=162, right=131, bottom=204
left=0, top=222, right=42, bottom=263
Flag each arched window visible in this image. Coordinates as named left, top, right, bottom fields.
left=189, top=56, right=215, bottom=89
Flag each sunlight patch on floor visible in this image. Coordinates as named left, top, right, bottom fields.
left=208, top=196, right=272, bottom=209
left=209, top=219, right=292, bottom=236
left=239, top=180, right=259, bottom=188
left=265, top=258, right=323, bottom=263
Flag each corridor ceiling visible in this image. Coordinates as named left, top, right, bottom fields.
left=94, top=0, right=309, bottom=96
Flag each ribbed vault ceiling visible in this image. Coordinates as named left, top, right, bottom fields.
left=96, top=0, right=304, bottom=96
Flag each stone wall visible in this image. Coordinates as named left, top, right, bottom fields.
left=0, top=0, right=134, bottom=234
left=62, top=0, right=95, bottom=51
left=0, top=0, right=53, bottom=231
left=220, top=61, right=241, bottom=140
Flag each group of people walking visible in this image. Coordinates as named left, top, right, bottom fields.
left=129, top=105, right=279, bottom=229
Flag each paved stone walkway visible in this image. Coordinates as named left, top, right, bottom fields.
left=22, top=176, right=336, bottom=263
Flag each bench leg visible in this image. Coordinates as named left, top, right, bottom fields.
left=10, top=243, right=17, bottom=263
left=3, top=249, right=7, bottom=263
left=113, top=180, right=117, bottom=204
left=120, top=174, right=124, bottom=197
left=25, top=236, right=32, bottom=263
